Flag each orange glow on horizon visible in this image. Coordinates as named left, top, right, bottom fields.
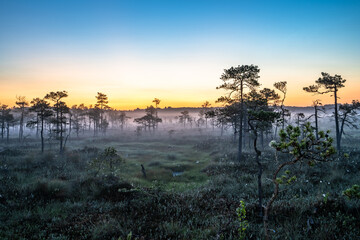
left=1, top=1, right=359, bottom=112
left=1, top=59, right=359, bottom=109
left=0, top=83, right=358, bottom=110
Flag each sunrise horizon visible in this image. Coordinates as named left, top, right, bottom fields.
left=1, top=2, right=360, bottom=238
left=1, top=0, right=359, bottom=109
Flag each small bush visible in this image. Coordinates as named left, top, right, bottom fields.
left=31, top=179, right=74, bottom=201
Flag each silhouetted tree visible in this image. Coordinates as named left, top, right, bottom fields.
left=95, top=92, right=110, bottom=134
left=197, top=109, right=205, bottom=128
left=205, top=109, right=216, bottom=130
left=108, top=110, right=129, bottom=130
left=202, top=101, right=211, bottom=128
left=0, top=104, right=9, bottom=140
left=303, top=72, right=346, bottom=152
left=28, top=98, right=53, bottom=153
left=70, top=105, right=82, bottom=137
left=259, top=88, right=280, bottom=147
left=89, top=107, right=101, bottom=136
left=339, top=100, right=360, bottom=144
left=179, top=110, right=191, bottom=128
left=217, top=65, right=260, bottom=161
left=295, top=113, right=305, bottom=127
left=15, top=96, right=29, bottom=142
left=134, top=105, right=162, bottom=132
left=216, top=103, right=241, bottom=142
left=308, top=100, right=325, bottom=139
left=260, top=88, right=280, bottom=103
left=210, top=108, right=229, bottom=136
left=0, top=105, right=14, bottom=142
left=57, top=101, right=69, bottom=153
left=294, top=112, right=307, bottom=139
left=118, top=112, right=129, bottom=130
left=78, top=104, right=89, bottom=134
left=245, top=89, right=280, bottom=217
left=273, top=81, right=289, bottom=130
left=152, top=98, right=161, bottom=129
left=6, top=114, right=15, bottom=143
left=45, top=91, right=68, bottom=138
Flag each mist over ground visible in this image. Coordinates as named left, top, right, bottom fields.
left=0, top=99, right=359, bottom=239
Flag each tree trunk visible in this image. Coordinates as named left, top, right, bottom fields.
left=6, top=124, right=10, bottom=143
left=243, top=113, right=248, bottom=149
left=1, top=120, right=4, bottom=139
left=238, top=82, right=244, bottom=161
left=339, top=112, right=347, bottom=146
left=69, top=114, right=72, bottom=137
left=60, top=112, right=63, bottom=154
left=254, top=133, right=263, bottom=217
left=263, top=157, right=300, bottom=240
left=56, top=101, right=59, bottom=138
left=315, top=106, right=319, bottom=139
left=36, top=115, right=39, bottom=138
left=19, top=110, right=24, bottom=142
left=93, top=120, right=96, bottom=137
left=334, top=88, right=341, bottom=152
left=41, top=116, right=44, bottom=153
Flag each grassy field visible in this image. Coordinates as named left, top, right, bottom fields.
left=0, top=130, right=359, bottom=239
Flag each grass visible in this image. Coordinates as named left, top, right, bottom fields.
left=0, top=131, right=359, bottom=239
left=78, top=137, right=213, bottom=191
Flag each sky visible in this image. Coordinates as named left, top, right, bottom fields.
left=0, top=0, right=359, bottom=109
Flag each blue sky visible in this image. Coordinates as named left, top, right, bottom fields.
left=1, top=0, right=359, bottom=108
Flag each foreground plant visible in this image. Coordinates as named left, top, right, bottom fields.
left=236, top=200, right=248, bottom=240
left=265, top=122, right=335, bottom=240
left=343, top=184, right=360, bottom=200
left=89, top=147, right=124, bottom=176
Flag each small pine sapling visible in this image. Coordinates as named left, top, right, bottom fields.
left=264, top=122, right=336, bottom=240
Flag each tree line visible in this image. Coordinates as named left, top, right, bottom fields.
left=215, top=65, right=359, bottom=161
left=0, top=92, right=129, bottom=153
left=0, top=65, right=359, bottom=156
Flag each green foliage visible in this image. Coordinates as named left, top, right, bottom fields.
left=343, top=184, right=360, bottom=200
left=272, top=122, right=335, bottom=160
left=236, top=200, right=248, bottom=240
left=266, top=123, right=337, bottom=239
left=1, top=133, right=359, bottom=239
left=88, top=147, right=125, bottom=175
left=275, top=170, right=297, bottom=185
left=323, top=192, right=330, bottom=204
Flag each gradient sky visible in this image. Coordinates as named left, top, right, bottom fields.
left=1, top=0, right=359, bottom=109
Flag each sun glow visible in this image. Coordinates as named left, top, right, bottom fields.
left=1, top=1, right=359, bottom=109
